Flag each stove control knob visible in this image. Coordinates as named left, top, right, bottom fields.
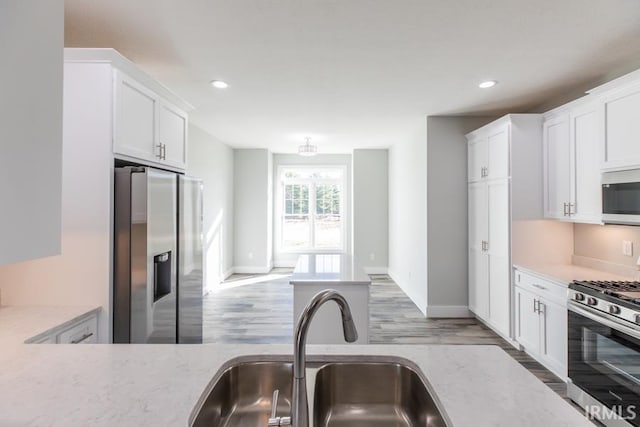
left=586, top=297, right=598, bottom=306
left=635, top=315, right=640, bottom=325
left=608, top=305, right=621, bottom=315
left=574, top=293, right=585, bottom=302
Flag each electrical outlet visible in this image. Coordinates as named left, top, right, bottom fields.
left=623, top=240, right=633, bottom=257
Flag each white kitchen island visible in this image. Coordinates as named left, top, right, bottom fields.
left=290, top=254, right=371, bottom=344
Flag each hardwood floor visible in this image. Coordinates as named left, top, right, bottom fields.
left=203, top=270, right=567, bottom=398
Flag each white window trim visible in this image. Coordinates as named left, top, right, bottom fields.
left=275, top=165, right=347, bottom=254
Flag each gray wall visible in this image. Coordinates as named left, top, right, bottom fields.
left=234, top=149, right=272, bottom=272
left=0, top=0, right=63, bottom=265
left=272, top=153, right=352, bottom=267
left=187, top=125, right=235, bottom=289
left=425, top=116, right=495, bottom=315
left=388, top=122, right=428, bottom=314
left=353, top=149, right=388, bottom=272
left=574, top=223, right=640, bottom=267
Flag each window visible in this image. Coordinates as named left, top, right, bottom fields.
left=279, top=167, right=345, bottom=251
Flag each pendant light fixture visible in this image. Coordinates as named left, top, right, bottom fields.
left=298, top=137, right=318, bottom=157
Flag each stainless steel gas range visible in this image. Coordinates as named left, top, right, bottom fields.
left=568, top=280, right=640, bottom=427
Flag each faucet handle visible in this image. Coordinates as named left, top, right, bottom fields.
left=268, top=389, right=282, bottom=427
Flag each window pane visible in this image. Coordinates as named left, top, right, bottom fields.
left=283, top=215, right=310, bottom=248
left=315, top=214, right=341, bottom=248
left=285, top=199, right=293, bottom=214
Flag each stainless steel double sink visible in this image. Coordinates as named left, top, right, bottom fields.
left=190, top=356, right=448, bottom=427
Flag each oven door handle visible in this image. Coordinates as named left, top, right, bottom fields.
left=568, top=301, right=640, bottom=340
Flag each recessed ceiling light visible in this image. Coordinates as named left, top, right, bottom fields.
left=478, top=80, right=497, bottom=89
left=210, top=80, right=228, bottom=89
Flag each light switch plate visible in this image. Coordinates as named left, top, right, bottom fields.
left=623, top=240, right=633, bottom=257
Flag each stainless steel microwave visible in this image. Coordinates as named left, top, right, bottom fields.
left=602, top=170, right=640, bottom=225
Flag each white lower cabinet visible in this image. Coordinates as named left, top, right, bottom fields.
left=514, top=270, right=567, bottom=379
left=30, top=313, right=98, bottom=344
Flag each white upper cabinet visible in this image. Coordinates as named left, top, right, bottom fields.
left=571, top=104, right=601, bottom=222
left=543, top=99, right=602, bottom=224
left=113, top=69, right=189, bottom=170
left=543, top=115, right=571, bottom=219
left=114, top=71, right=159, bottom=162
left=600, top=82, right=640, bottom=171
left=159, top=101, right=188, bottom=169
left=0, top=0, right=63, bottom=266
left=65, top=50, right=192, bottom=172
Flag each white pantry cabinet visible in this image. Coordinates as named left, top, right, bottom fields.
left=467, top=125, right=509, bottom=182
left=467, top=115, right=543, bottom=340
left=543, top=98, right=602, bottom=223
left=514, top=269, right=567, bottom=380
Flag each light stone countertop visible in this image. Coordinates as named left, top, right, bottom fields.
left=289, top=254, right=371, bottom=285
left=513, top=263, right=632, bottom=286
left=0, top=343, right=592, bottom=427
left=0, top=305, right=101, bottom=346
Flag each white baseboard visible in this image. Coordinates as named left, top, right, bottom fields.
left=233, top=266, right=273, bottom=274
left=426, top=305, right=472, bottom=318
left=387, top=268, right=427, bottom=316
left=221, top=267, right=234, bottom=281
left=362, top=266, right=388, bottom=275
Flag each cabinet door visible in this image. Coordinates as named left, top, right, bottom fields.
left=515, top=286, right=540, bottom=354
left=543, top=115, right=571, bottom=219
left=571, top=106, right=602, bottom=223
left=468, top=182, right=489, bottom=319
left=468, top=138, right=488, bottom=182
left=159, top=101, right=188, bottom=169
left=602, top=85, right=640, bottom=170
left=487, top=179, right=510, bottom=336
left=539, top=297, right=567, bottom=378
left=487, top=126, right=509, bottom=180
left=114, top=71, right=159, bottom=162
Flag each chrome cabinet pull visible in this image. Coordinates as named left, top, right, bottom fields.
left=532, top=283, right=547, bottom=291
left=533, top=299, right=538, bottom=313
left=538, top=301, right=546, bottom=315
left=568, top=203, right=575, bottom=216
left=156, top=143, right=163, bottom=159
left=161, top=143, right=167, bottom=160
left=563, top=202, right=568, bottom=216
left=71, top=332, right=94, bottom=344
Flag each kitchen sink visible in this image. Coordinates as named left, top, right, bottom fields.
left=312, top=362, right=447, bottom=427
left=191, top=361, right=293, bottom=427
left=191, top=358, right=448, bottom=427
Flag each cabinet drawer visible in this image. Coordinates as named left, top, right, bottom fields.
left=514, top=270, right=566, bottom=305
left=57, top=316, right=98, bottom=344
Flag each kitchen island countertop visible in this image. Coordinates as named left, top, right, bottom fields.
left=0, top=342, right=592, bottom=426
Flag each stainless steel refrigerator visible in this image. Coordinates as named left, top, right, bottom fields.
left=113, top=166, right=203, bottom=344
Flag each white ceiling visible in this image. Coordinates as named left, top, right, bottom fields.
left=64, top=0, right=640, bottom=153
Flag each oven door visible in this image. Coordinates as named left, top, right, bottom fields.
left=568, top=302, right=640, bottom=426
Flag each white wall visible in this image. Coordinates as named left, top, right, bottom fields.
left=388, top=122, right=428, bottom=314
left=0, top=61, right=114, bottom=341
left=0, top=0, right=63, bottom=266
left=425, top=116, right=494, bottom=317
left=272, top=153, right=352, bottom=267
left=233, top=149, right=272, bottom=273
left=353, top=149, right=388, bottom=273
left=187, top=125, right=234, bottom=290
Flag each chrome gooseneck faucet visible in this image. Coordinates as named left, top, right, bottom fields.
left=291, top=289, right=358, bottom=427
